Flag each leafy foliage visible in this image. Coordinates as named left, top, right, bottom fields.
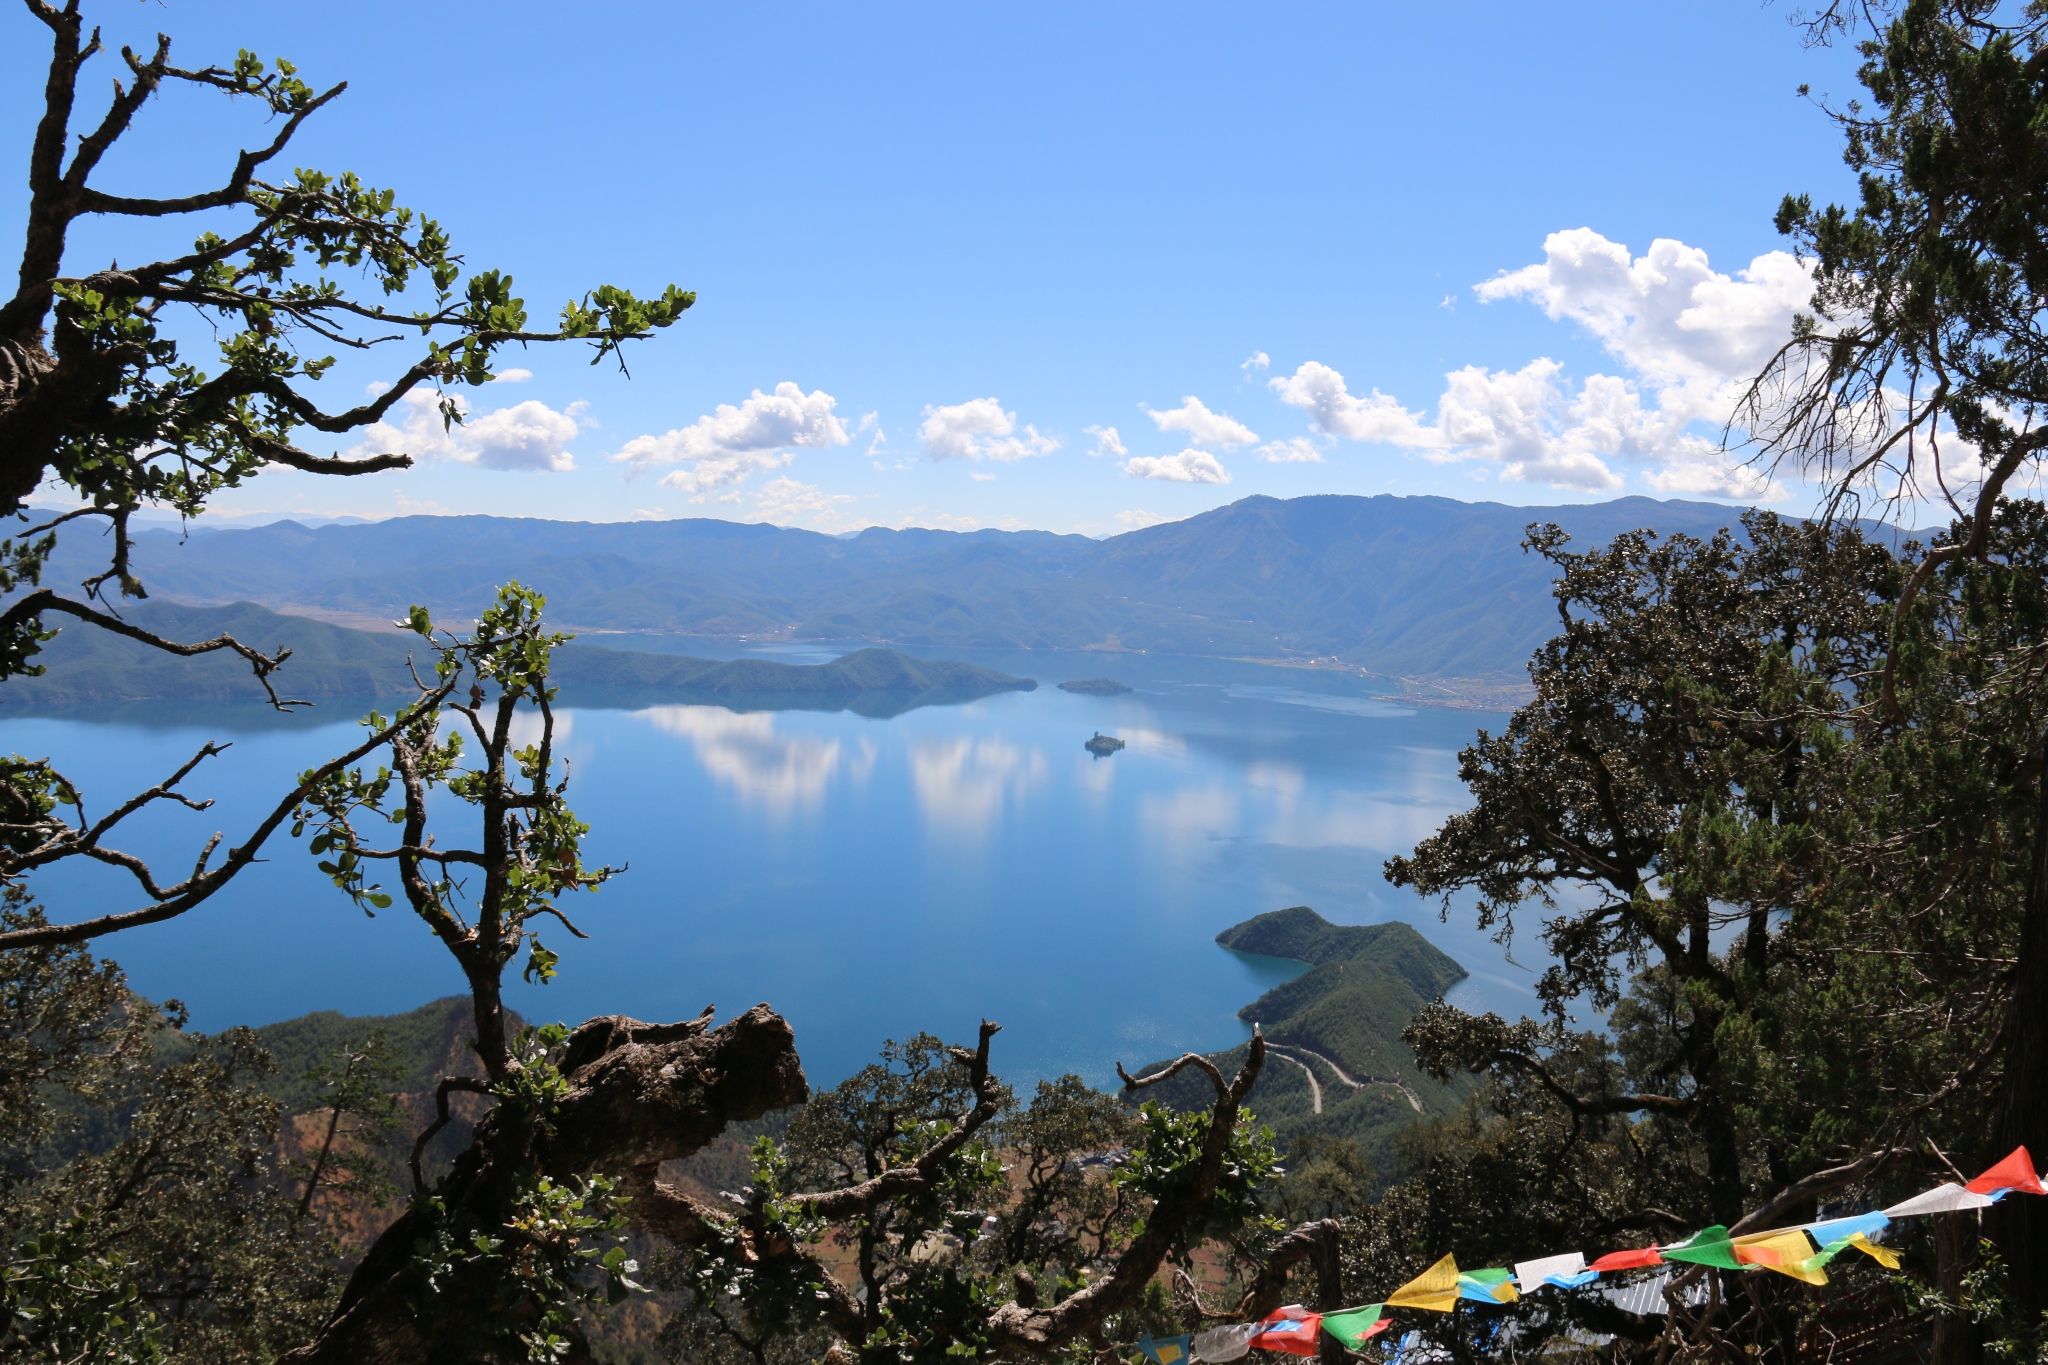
left=1758, top=0, right=2048, bottom=531
left=651, top=1035, right=1288, bottom=1365
left=0, top=898, right=413, bottom=1364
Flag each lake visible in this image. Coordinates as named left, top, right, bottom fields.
left=2, top=644, right=1535, bottom=1090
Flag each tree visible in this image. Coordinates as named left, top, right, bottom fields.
left=1386, top=513, right=1898, bottom=1225
left=0, top=897, right=382, bottom=1364
left=1378, top=502, right=2048, bottom=1360
left=0, top=0, right=689, bottom=953
left=1756, top=0, right=2048, bottom=1318
left=648, top=1038, right=1292, bottom=1365
left=1756, top=0, right=2048, bottom=557
left=287, top=1030, right=407, bottom=1228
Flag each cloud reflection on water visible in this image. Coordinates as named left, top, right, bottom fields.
left=910, top=735, right=1046, bottom=835
left=1137, top=762, right=1460, bottom=856
left=633, top=705, right=841, bottom=810
left=1117, top=727, right=1188, bottom=758
left=1137, top=783, right=1242, bottom=846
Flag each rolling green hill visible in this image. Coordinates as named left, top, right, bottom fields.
left=1136, top=907, right=1467, bottom=1164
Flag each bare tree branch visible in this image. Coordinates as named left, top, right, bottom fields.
left=0, top=675, right=458, bottom=949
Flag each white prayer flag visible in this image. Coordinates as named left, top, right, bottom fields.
left=1884, top=1182, right=1995, bottom=1217
left=1191, top=1322, right=1260, bottom=1363
left=1515, top=1252, right=1589, bottom=1294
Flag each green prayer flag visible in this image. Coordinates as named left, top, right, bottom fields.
left=1661, top=1226, right=1745, bottom=1270
left=1321, top=1306, right=1387, bottom=1347
left=1456, top=1268, right=1519, bottom=1303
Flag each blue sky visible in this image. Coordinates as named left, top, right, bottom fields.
left=3, top=2, right=1867, bottom=533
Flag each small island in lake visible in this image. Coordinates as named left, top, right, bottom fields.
left=1059, top=677, right=1133, bottom=695
left=1084, top=731, right=1126, bottom=756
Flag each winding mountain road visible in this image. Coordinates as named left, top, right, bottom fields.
left=1267, top=1042, right=1425, bottom=1114
left=1272, top=1051, right=1325, bottom=1113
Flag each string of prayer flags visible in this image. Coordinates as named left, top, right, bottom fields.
left=1132, top=1147, right=2048, bottom=1362
left=1515, top=1252, right=1597, bottom=1294
left=1966, top=1145, right=2044, bottom=1198
left=1731, top=1231, right=1830, bottom=1286
left=1385, top=1254, right=1462, bottom=1312
left=1320, top=1305, right=1390, bottom=1347
left=1456, top=1268, right=1519, bottom=1305
left=1137, top=1332, right=1193, bottom=1365
left=1587, top=1246, right=1663, bottom=1272
left=1248, top=1306, right=1322, bottom=1356
left=1190, top=1322, right=1258, bottom=1363
left=1661, top=1227, right=1744, bottom=1270
left=1884, top=1183, right=1996, bottom=1216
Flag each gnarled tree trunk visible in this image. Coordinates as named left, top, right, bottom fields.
left=279, top=1004, right=807, bottom=1365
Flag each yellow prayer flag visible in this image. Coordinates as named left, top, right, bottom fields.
left=1386, top=1254, right=1462, bottom=1313
left=1843, top=1232, right=1900, bottom=1270
left=1732, top=1230, right=1827, bottom=1285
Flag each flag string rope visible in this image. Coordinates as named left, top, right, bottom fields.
left=1126, top=1145, right=2046, bottom=1363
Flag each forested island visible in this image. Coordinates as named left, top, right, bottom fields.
left=1057, top=677, right=1132, bottom=695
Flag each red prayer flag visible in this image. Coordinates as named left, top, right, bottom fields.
left=1249, top=1308, right=1323, bottom=1357
left=1966, top=1147, right=2046, bottom=1197
left=1588, top=1247, right=1663, bottom=1272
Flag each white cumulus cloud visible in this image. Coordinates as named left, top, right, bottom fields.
left=754, top=476, right=855, bottom=528
left=1476, top=229, right=1810, bottom=389
left=1123, top=449, right=1232, bottom=484
left=611, top=382, right=848, bottom=498
left=1241, top=351, right=1271, bottom=373
left=348, top=389, right=585, bottom=472
left=1256, top=437, right=1324, bottom=464
left=1144, top=395, right=1259, bottom=448
left=1270, top=362, right=1442, bottom=447
left=1084, top=424, right=1128, bottom=459
left=1264, top=230, right=1812, bottom=497
left=919, top=397, right=1060, bottom=462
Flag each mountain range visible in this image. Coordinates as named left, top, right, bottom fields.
left=47, top=494, right=1759, bottom=683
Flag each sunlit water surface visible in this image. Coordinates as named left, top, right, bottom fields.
left=4, top=645, right=1534, bottom=1088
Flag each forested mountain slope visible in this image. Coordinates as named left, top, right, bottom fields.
left=1138, top=907, right=1468, bottom=1165
left=55, top=494, right=1755, bottom=680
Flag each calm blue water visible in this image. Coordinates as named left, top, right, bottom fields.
left=1, top=647, right=1536, bottom=1089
